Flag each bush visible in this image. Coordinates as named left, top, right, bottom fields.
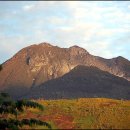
left=0, top=93, right=51, bottom=129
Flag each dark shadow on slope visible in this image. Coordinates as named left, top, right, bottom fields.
left=3, top=86, right=30, bottom=100
left=25, top=65, right=130, bottom=100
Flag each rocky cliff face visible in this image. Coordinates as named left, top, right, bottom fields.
left=0, top=42, right=130, bottom=98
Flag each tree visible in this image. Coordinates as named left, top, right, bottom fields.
left=0, top=93, right=51, bottom=129
left=0, top=64, right=2, bottom=71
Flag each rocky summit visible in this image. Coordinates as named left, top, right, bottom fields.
left=0, top=42, right=130, bottom=99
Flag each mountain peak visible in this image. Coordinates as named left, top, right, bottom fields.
left=111, top=56, right=128, bottom=63
left=69, top=45, right=89, bottom=55
left=1, top=42, right=130, bottom=99
left=116, top=56, right=125, bottom=60
left=39, top=42, right=54, bottom=47
left=69, top=45, right=84, bottom=49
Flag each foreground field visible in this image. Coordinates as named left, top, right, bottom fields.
left=4, top=98, right=130, bottom=129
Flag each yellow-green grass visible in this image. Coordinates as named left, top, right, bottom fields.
left=4, top=98, right=130, bottom=129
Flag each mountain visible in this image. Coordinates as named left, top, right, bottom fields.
left=26, top=65, right=130, bottom=100
left=0, top=42, right=130, bottom=99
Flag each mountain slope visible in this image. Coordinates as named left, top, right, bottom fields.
left=26, top=65, right=130, bottom=100
left=0, top=42, right=130, bottom=98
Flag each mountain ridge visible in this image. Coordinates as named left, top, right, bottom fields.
left=0, top=42, right=130, bottom=99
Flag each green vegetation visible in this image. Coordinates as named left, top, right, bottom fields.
left=36, top=98, right=130, bottom=129
left=0, top=93, right=51, bottom=129
left=1, top=94, right=130, bottom=129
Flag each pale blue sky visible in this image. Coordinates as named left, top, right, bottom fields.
left=0, top=1, right=130, bottom=63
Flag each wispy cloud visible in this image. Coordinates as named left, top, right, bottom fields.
left=23, top=4, right=35, bottom=11
left=128, top=5, right=130, bottom=9
left=0, top=1, right=130, bottom=63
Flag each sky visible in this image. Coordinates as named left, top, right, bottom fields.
left=0, top=1, right=130, bottom=63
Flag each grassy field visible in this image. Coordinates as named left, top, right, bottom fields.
left=3, top=98, right=130, bottom=129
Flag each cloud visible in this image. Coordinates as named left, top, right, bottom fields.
left=0, top=1, right=130, bottom=63
left=23, top=4, right=35, bottom=11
